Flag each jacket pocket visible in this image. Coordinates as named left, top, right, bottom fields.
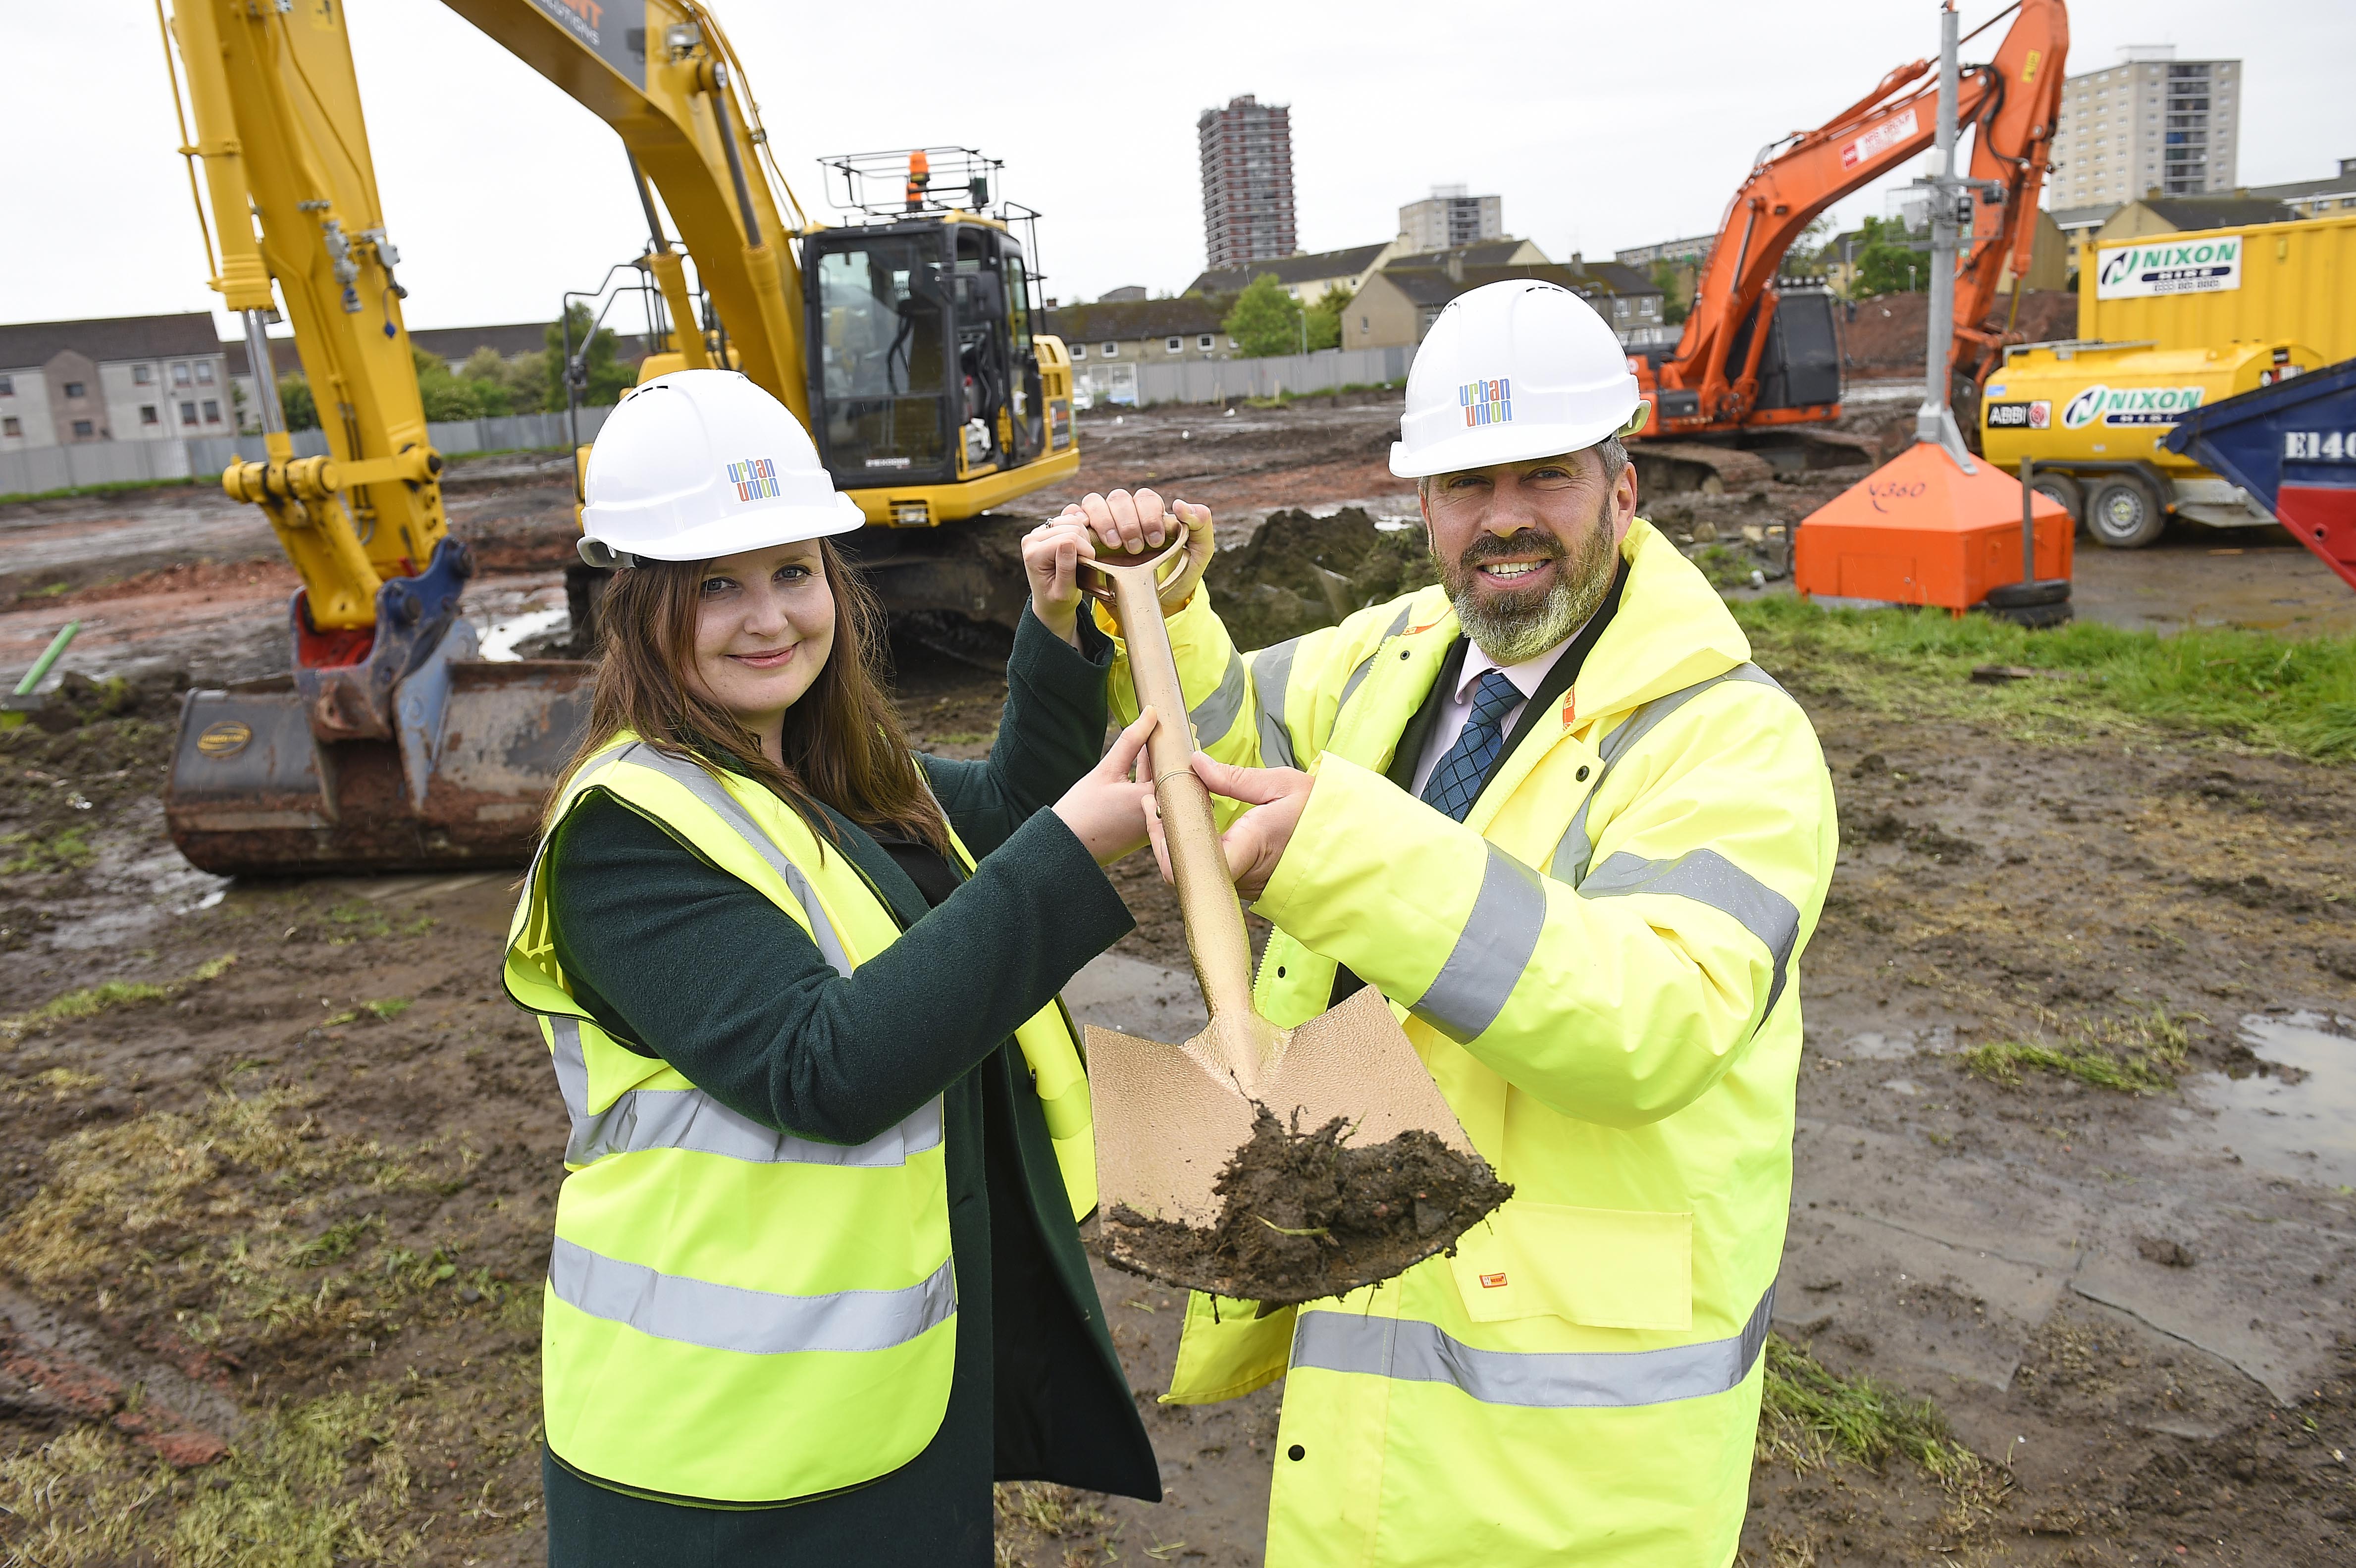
left=1449, top=1202, right=1692, bottom=1331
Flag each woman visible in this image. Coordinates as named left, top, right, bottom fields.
left=501, top=370, right=1163, bottom=1563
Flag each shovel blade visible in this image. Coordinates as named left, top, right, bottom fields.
left=1088, top=986, right=1486, bottom=1296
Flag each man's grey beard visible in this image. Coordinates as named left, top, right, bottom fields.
left=1435, top=497, right=1619, bottom=665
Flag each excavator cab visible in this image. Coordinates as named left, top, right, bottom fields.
left=805, top=218, right=1043, bottom=496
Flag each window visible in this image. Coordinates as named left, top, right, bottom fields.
left=1166, top=337, right=1183, bottom=353
left=140, top=405, right=158, bottom=425
left=72, top=419, right=94, bottom=438
left=134, top=364, right=154, bottom=385
left=1198, top=334, right=1213, bottom=350
left=180, top=400, right=198, bottom=425
left=63, top=381, right=86, bottom=399
left=196, top=361, right=215, bottom=385
left=202, top=399, right=221, bottom=423
left=1100, top=342, right=1119, bottom=358
left=1, top=417, right=18, bottom=437
left=0, top=374, right=11, bottom=395
left=1071, top=343, right=1086, bottom=359
left=172, top=362, right=193, bottom=386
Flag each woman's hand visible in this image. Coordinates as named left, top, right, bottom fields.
left=1051, top=709, right=1161, bottom=865
left=1022, top=515, right=1101, bottom=647
left=1056, top=490, right=1215, bottom=604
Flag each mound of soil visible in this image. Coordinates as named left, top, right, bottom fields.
left=1104, top=1107, right=1512, bottom=1307
left=1203, top=507, right=1438, bottom=651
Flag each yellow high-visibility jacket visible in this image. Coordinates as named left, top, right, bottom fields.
left=1106, top=518, right=1837, bottom=1566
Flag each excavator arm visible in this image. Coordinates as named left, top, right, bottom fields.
left=1656, top=0, right=2067, bottom=431
left=438, top=1, right=804, bottom=418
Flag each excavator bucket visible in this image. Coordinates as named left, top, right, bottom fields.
left=165, top=541, right=591, bottom=877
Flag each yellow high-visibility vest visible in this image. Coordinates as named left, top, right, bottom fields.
left=504, top=734, right=1096, bottom=1504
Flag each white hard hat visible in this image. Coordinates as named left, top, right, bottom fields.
left=1390, top=281, right=1642, bottom=480
left=578, top=369, right=863, bottom=567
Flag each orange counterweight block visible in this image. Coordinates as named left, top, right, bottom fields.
left=1793, top=443, right=2073, bottom=614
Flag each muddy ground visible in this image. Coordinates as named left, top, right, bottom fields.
left=2, top=399, right=2354, bottom=1565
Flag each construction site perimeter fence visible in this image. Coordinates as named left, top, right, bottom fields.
left=0, top=406, right=616, bottom=500
left=1078, top=344, right=1418, bottom=409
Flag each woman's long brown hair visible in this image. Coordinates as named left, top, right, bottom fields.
left=542, top=537, right=948, bottom=855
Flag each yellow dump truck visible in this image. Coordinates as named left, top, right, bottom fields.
left=1979, top=338, right=2325, bottom=548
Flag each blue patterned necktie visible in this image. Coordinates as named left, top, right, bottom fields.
left=1421, top=668, right=1523, bottom=823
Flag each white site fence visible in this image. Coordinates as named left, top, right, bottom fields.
left=1, top=406, right=616, bottom=500
left=1075, top=345, right=1418, bottom=410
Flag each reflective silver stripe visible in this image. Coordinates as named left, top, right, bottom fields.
left=1580, top=849, right=1800, bottom=1018
left=1412, top=843, right=1548, bottom=1044
left=1549, top=663, right=1790, bottom=885
left=549, top=1235, right=956, bottom=1356
left=1334, top=603, right=1419, bottom=718
left=612, top=743, right=850, bottom=976
left=1289, top=1279, right=1777, bottom=1409
left=1189, top=649, right=1248, bottom=748
left=549, top=1016, right=942, bottom=1168
left=1251, top=637, right=1304, bottom=770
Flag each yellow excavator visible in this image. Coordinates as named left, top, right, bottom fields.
left=157, top=0, right=1078, bottom=877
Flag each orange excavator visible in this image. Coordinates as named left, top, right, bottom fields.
left=1628, top=0, right=2067, bottom=490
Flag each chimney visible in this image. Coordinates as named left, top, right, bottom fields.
left=1445, top=252, right=1464, bottom=283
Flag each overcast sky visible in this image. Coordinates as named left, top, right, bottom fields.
left=5, top=0, right=2350, bottom=340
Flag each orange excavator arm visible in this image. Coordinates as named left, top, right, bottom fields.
left=1658, top=0, right=2068, bottom=429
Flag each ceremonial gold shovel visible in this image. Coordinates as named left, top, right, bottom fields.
left=1078, top=530, right=1500, bottom=1302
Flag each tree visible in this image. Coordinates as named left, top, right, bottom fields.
left=276, top=372, right=318, bottom=431
left=1222, top=274, right=1305, bottom=359
left=412, top=346, right=509, bottom=421
left=545, top=304, right=637, bottom=409
left=1849, top=215, right=1929, bottom=298
left=1651, top=261, right=1689, bottom=326
left=1304, top=283, right=1352, bottom=352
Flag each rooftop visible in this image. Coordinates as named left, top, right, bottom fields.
left=0, top=312, right=224, bottom=370
left=1185, top=242, right=1393, bottom=297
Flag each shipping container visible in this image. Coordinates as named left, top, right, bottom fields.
left=1978, top=339, right=2326, bottom=548
left=2077, top=211, right=2356, bottom=364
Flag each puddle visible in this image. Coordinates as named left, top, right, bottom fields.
left=478, top=607, right=569, bottom=661
left=2170, top=1011, right=2356, bottom=1189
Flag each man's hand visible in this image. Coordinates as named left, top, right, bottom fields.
left=1021, top=515, right=1100, bottom=646
left=1180, top=753, right=1314, bottom=901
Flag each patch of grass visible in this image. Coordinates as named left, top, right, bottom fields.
left=1758, top=1333, right=1978, bottom=1484
left=1960, top=1004, right=2195, bottom=1094
left=324, top=900, right=391, bottom=943
left=321, top=997, right=413, bottom=1027
left=2, top=952, right=237, bottom=1042
left=1, top=823, right=96, bottom=874
left=929, top=729, right=997, bottom=746
left=285, top=1213, right=381, bottom=1267
left=0, top=474, right=205, bottom=508
left=0, top=1388, right=419, bottom=1566
left=1732, top=594, right=2356, bottom=762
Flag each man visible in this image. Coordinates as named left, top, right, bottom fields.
left=1068, top=280, right=1838, bottom=1566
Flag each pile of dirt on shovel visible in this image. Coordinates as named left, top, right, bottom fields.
left=1106, top=1107, right=1512, bottom=1307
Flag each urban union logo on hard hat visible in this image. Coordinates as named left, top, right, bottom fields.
left=2060, top=384, right=2205, bottom=430
left=1460, top=378, right=1512, bottom=427
left=726, top=458, right=781, bottom=502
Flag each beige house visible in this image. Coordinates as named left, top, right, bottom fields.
left=1043, top=296, right=1238, bottom=406
left=1186, top=242, right=1398, bottom=307
left=1343, top=258, right=1662, bottom=350
left=2092, top=193, right=2294, bottom=246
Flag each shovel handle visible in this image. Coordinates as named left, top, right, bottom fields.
left=1080, top=534, right=1258, bottom=1031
